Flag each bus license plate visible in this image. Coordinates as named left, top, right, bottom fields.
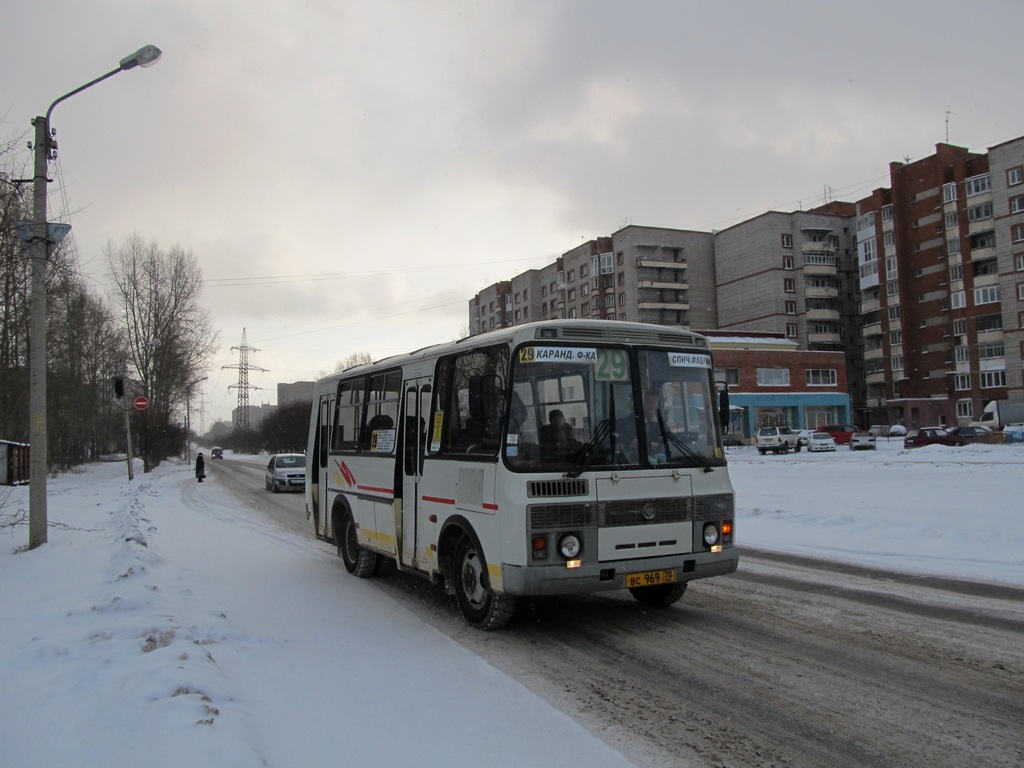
left=625, top=569, right=676, bottom=588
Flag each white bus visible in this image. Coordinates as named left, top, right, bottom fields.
left=306, top=319, right=738, bottom=629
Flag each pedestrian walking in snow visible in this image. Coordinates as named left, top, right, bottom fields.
left=196, top=452, right=206, bottom=483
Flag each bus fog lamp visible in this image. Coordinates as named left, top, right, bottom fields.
left=558, top=533, right=582, bottom=559
left=702, top=523, right=720, bottom=547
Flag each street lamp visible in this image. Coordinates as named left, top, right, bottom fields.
left=13, top=45, right=162, bottom=550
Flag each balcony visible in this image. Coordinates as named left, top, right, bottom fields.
left=806, top=308, right=841, bottom=322
left=807, top=331, right=842, bottom=345
left=864, top=347, right=884, bottom=360
left=866, top=370, right=887, bottom=385
left=636, top=258, right=685, bottom=269
left=802, top=262, right=838, bottom=277
left=805, top=284, right=839, bottom=299
left=638, top=280, right=689, bottom=290
left=860, top=298, right=880, bottom=314
left=638, top=301, right=690, bottom=311
left=801, top=242, right=835, bottom=253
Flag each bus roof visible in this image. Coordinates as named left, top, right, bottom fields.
left=322, top=319, right=711, bottom=384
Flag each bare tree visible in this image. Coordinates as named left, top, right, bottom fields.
left=334, top=351, right=374, bottom=372
left=107, top=234, right=219, bottom=470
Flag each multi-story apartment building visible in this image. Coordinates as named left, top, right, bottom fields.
left=989, top=136, right=1024, bottom=400
left=712, top=205, right=862, bottom=410
left=854, top=141, right=1024, bottom=428
left=469, top=225, right=717, bottom=332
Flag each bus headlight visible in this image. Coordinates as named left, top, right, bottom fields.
left=702, top=523, right=720, bottom=547
left=558, top=533, right=582, bottom=559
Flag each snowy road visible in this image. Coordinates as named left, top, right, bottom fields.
left=214, top=455, right=1024, bottom=768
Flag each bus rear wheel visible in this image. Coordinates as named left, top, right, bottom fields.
left=629, top=581, right=687, bottom=607
left=453, top=537, right=515, bottom=630
left=338, top=508, right=377, bottom=578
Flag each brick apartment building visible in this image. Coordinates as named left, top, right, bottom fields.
left=855, top=138, right=1024, bottom=428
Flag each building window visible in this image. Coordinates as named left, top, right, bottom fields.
left=943, top=183, right=958, bottom=202
left=784, top=278, right=795, bottom=293
left=954, top=373, right=970, bottom=391
left=887, top=279, right=899, bottom=296
left=979, top=342, right=1004, bottom=359
left=951, top=291, right=966, bottom=309
left=888, top=304, right=900, bottom=320
left=757, top=368, right=790, bottom=387
left=953, top=318, right=967, bottom=335
left=783, top=255, right=794, bottom=270
left=786, top=323, right=797, bottom=338
left=980, top=370, right=1006, bottom=388
left=1011, top=196, right=1024, bottom=214
left=567, top=288, right=576, bottom=301
left=1008, top=167, right=1023, bottom=186
left=785, top=300, right=796, bottom=314
left=957, top=400, right=973, bottom=418
left=567, top=269, right=575, bottom=283
left=616, top=252, right=624, bottom=265
left=974, top=285, right=1000, bottom=305
left=968, top=201, right=994, bottom=222
left=944, top=211, right=959, bottom=229
left=600, top=253, right=614, bottom=274
left=1018, top=283, right=1024, bottom=301
left=950, top=263, right=963, bottom=281
left=715, top=367, right=740, bottom=386
left=890, top=330, right=902, bottom=345
left=781, top=233, right=793, bottom=248
left=891, top=355, right=903, bottom=372
left=581, top=284, right=589, bottom=296
left=806, top=369, right=837, bottom=386
left=617, top=272, right=625, bottom=286
left=579, top=263, right=588, bottom=278
left=618, top=292, right=625, bottom=306
left=1012, top=224, right=1024, bottom=243
left=955, top=346, right=971, bottom=364
left=965, top=174, right=991, bottom=196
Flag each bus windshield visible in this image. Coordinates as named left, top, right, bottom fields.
left=505, top=344, right=724, bottom=472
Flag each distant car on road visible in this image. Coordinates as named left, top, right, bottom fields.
left=849, top=431, right=877, bottom=450
left=946, top=425, right=993, bottom=444
left=903, top=428, right=965, bottom=449
left=807, top=432, right=837, bottom=452
left=265, top=453, right=306, bottom=493
left=211, top=446, right=224, bottom=459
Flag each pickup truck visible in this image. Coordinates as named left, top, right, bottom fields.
left=755, top=426, right=801, bottom=454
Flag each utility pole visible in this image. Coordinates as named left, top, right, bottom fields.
left=222, top=328, right=266, bottom=429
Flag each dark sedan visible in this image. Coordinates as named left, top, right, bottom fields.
left=903, top=427, right=965, bottom=449
left=947, top=426, right=993, bottom=444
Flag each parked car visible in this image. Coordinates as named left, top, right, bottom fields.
left=807, top=432, right=837, bottom=452
left=946, top=425, right=993, bottom=444
left=903, top=427, right=965, bottom=449
left=849, top=431, right=877, bottom=450
left=755, top=426, right=801, bottom=454
left=796, top=429, right=815, bottom=447
left=210, top=446, right=224, bottom=459
left=721, top=433, right=745, bottom=447
left=817, top=424, right=858, bottom=445
left=868, top=424, right=907, bottom=438
left=265, top=453, right=307, bottom=493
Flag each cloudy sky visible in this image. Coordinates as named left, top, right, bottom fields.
left=4, top=0, right=1022, bottom=426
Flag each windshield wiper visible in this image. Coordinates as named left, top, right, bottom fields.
left=565, top=419, right=612, bottom=478
left=656, top=410, right=715, bottom=473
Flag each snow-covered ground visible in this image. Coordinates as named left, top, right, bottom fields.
left=1, top=439, right=1021, bottom=767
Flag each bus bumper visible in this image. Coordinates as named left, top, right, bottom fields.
left=497, top=548, right=739, bottom=597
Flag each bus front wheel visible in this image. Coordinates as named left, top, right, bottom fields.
left=453, top=537, right=515, bottom=630
left=338, top=508, right=377, bottom=578
left=629, top=581, right=687, bottom=607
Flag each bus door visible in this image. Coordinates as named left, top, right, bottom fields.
left=311, top=394, right=333, bottom=538
left=400, top=379, right=431, bottom=569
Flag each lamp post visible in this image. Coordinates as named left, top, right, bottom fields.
left=14, top=45, right=162, bottom=550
